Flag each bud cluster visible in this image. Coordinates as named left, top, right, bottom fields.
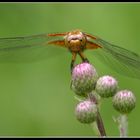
left=71, top=62, right=136, bottom=124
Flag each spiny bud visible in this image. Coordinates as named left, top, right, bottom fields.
left=71, top=62, right=98, bottom=96
left=75, top=100, right=98, bottom=123
left=95, top=75, right=118, bottom=98
left=112, top=90, right=136, bottom=114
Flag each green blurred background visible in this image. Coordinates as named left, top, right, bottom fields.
left=0, top=2, right=139, bottom=137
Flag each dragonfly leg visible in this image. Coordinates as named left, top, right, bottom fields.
left=70, top=52, right=77, bottom=89
left=71, top=52, right=77, bottom=74
left=83, top=58, right=90, bottom=63
left=78, top=51, right=90, bottom=63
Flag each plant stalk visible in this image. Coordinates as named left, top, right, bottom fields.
left=119, top=114, right=128, bottom=137
left=88, top=92, right=106, bottom=137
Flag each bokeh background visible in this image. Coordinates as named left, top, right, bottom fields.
left=0, top=2, right=139, bottom=137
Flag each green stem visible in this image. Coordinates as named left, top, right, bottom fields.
left=88, top=92, right=106, bottom=137
left=96, top=111, right=106, bottom=137
left=119, top=114, right=128, bottom=137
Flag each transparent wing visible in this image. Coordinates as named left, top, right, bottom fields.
left=0, top=33, right=66, bottom=63
left=92, top=37, right=140, bottom=79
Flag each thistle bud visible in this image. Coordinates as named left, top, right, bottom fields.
left=113, top=90, right=136, bottom=114
left=95, top=75, right=118, bottom=98
left=75, top=100, right=97, bottom=123
left=71, top=62, right=98, bottom=96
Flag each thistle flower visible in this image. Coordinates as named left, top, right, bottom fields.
left=112, top=90, right=136, bottom=114
left=95, top=75, right=118, bottom=98
left=75, top=100, right=98, bottom=123
left=71, top=62, right=98, bottom=96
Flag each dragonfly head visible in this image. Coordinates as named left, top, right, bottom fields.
left=65, top=30, right=87, bottom=52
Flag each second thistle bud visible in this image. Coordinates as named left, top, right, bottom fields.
left=71, top=62, right=98, bottom=96
left=112, top=90, right=136, bottom=114
left=75, top=100, right=98, bottom=123
left=95, top=75, right=118, bottom=98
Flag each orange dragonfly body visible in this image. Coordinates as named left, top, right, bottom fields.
left=47, top=30, right=101, bottom=70
left=0, top=29, right=139, bottom=78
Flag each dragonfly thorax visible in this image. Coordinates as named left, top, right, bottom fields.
left=65, top=30, right=87, bottom=52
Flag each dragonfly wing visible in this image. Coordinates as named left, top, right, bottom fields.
left=0, top=33, right=66, bottom=63
left=92, top=37, right=140, bottom=79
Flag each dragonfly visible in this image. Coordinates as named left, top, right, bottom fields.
left=0, top=29, right=139, bottom=79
